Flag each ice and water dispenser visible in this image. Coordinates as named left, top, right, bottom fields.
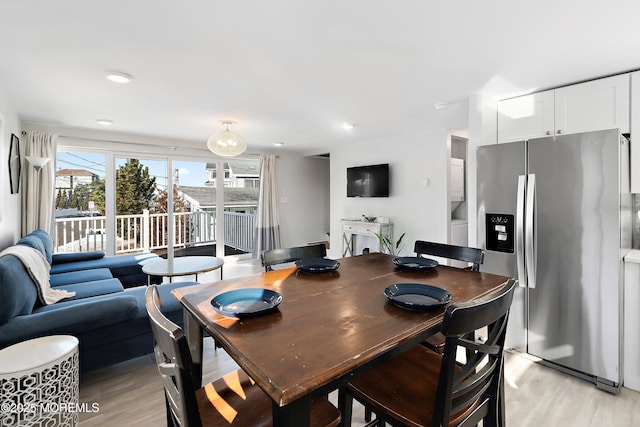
left=485, top=214, right=514, bottom=253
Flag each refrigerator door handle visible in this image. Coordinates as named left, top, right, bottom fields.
left=516, top=175, right=527, bottom=288
left=525, top=174, right=536, bottom=288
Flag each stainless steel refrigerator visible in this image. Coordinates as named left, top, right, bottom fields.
left=477, top=128, right=631, bottom=392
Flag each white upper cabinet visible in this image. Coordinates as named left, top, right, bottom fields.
left=631, top=71, right=640, bottom=193
left=497, top=91, right=554, bottom=143
left=498, top=74, right=630, bottom=143
left=555, top=74, right=629, bottom=136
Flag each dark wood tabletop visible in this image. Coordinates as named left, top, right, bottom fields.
left=171, top=252, right=510, bottom=426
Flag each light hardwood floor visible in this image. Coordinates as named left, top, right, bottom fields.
left=503, top=351, right=640, bottom=426
left=79, top=344, right=640, bottom=426
left=78, top=259, right=640, bottom=426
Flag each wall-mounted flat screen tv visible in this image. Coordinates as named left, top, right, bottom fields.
left=347, top=163, right=389, bottom=197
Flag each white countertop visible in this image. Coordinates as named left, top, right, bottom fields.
left=624, top=249, right=640, bottom=264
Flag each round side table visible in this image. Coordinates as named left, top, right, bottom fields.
left=0, top=335, right=80, bottom=427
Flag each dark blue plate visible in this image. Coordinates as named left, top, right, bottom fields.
left=392, top=256, right=438, bottom=272
left=211, top=288, right=282, bottom=317
left=384, top=283, right=452, bottom=310
left=295, top=257, right=340, bottom=273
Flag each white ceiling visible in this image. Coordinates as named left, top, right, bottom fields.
left=1, top=1, right=639, bottom=154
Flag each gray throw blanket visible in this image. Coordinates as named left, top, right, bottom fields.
left=0, top=245, right=75, bottom=304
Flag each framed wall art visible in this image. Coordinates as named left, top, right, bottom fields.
left=8, top=133, right=21, bottom=194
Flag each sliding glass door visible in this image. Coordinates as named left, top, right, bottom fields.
left=54, top=150, right=107, bottom=252
left=218, top=158, right=260, bottom=255
left=170, top=158, right=260, bottom=257
left=55, top=148, right=259, bottom=259
left=166, top=159, right=219, bottom=257
left=114, top=156, right=167, bottom=254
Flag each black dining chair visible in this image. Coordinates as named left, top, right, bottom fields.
left=414, top=240, right=484, bottom=271
left=144, top=285, right=341, bottom=427
left=261, top=243, right=327, bottom=271
left=339, top=278, right=516, bottom=427
left=413, top=240, right=486, bottom=356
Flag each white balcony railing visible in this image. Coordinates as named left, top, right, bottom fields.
left=223, top=211, right=255, bottom=253
left=54, top=210, right=255, bottom=255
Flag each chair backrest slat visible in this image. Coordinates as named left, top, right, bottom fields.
left=261, top=243, right=327, bottom=271
left=146, top=285, right=202, bottom=427
left=414, top=240, right=484, bottom=271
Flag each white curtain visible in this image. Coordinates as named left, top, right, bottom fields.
left=253, top=154, right=281, bottom=258
left=21, top=131, right=57, bottom=236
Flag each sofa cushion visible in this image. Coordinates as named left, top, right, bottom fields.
left=49, top=252, right=159, bottom=275
left=52, top=251, right=105, bottom=265
left=49, top=268, right=113, bottom=287
left=118, top=272, right=161, bottom=288
left=15, top=235, right=46, bottom=258
left=30, top=229, right=54, bottom=264
left=49, top=278, right=124, bottom=300
left=124, top=282, right=190, bottom=316
left=0, top=294, right=140, bottom=347
left=105, top=253, right=160, bottom=277
left=76, top=282, right=198, bottom=350
left=0, top=255, right=39, bottom=324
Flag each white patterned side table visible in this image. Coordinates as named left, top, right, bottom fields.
left=0, top=335, right=79, bottom=427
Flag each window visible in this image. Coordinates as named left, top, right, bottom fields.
left=54, top=151, right=106, bottom=252
left=55, top=147, right=260, bottom=259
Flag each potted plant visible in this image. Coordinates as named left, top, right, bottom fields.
left=375, top=232, right=406, bottom=256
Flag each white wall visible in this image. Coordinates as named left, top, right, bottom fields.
left=0, top=91, right=22, bottom=250
left=467, top=92, right=499, bottom=247
left=276, top=154, right=330, bottom=248
left=329, top=129, right=449, bottom=258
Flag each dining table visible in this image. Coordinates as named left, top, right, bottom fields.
left=171, top=252, right=511, bottom=427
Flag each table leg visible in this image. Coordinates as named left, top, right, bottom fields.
left=220, top=265, right=223, bottom=280
left=272, top=398, right=311, bottom=427
left=337, top=389, right=353, bottom=427
left=183, top=308, right=203, bottom=388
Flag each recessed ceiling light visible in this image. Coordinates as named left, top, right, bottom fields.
left=105, top=71, right=133, bottom=84
left=434, top=102, right=448, bottom=111
left=273, top=142, right=284, bottom=147
left=342, top=122, right=355, bottom=130
left=96, top=119, right=114, bottom=126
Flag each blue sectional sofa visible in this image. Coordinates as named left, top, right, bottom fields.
left=0, top=230, right=196, bottom=372
left=24, top=229, right=160, bottom=289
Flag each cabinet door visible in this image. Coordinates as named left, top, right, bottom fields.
left=497, top=90, right=554, bottom=143
left=624, top=260, right=640, bottom=391
left=554, top=74, right=630, bottom=136
left=449, top=158, right=464, bottom=201
left=631, top=71, right=640, bottom=192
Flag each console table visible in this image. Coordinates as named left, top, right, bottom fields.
left=341, top=219, right=392, bottom=256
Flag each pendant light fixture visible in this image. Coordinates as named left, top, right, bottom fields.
left=207, top=120, right=247, bottom=157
